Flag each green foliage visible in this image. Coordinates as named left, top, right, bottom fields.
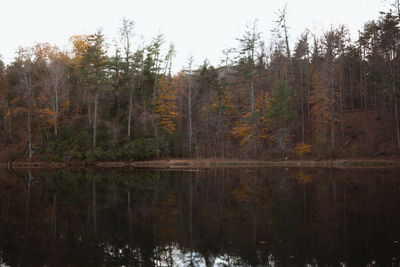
left=72, top=130, right=91, bottom=152
left=117, top=138, right=160, bottom=161
left=268, top=81, right=297, bottom=130
left=42, top=124, right=86, bottom=161
left=315, top=135, right=330, bottom=158
left=95, top=122, right=111, bottom=150
left=41, top=120, right=161, bottom=162
left=268, top=81, right=297, bottom=156
left=85, top=147, right=104, bottom=162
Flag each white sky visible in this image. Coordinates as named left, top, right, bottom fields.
left=0, top=0, right=389, bottom=72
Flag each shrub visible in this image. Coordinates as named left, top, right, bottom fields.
left=120, top=138, right=160, bottom=161
left=85, top=147, right=104, bottom=162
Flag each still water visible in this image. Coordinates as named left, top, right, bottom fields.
left=0, top=167, right=399, bottom=266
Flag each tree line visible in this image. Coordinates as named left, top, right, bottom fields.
left=1, top=4, right=400, bottom=161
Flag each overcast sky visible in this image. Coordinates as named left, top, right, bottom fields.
left=0, top=0, right=389, bottom=72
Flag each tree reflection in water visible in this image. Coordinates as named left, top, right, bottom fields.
left=0, top=167, right=399, bottom=266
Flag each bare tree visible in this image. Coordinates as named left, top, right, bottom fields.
left=16, top=48, right=34, bottom=160
left=120, top=18, right=135, bottom=137
left=186, top=55, right=194, bottom=157
left=49, top=58, right=68, bottom=135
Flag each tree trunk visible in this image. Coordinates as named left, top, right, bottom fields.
left=339, top=67, right=344, bottom=138
left=329, top=58, right=335, bottom=150
left=300, top=63, right=305, bottom=143
left=393, top=81, right=400, bottom=150
left=88, top=96, right=92, bottom=126
left=188, top=77, right=192, bottom=157
left=93, top=91, right=98, bottom=148
left=27, top=73, right=32, bottom=161
left=250, top=76, right=257, bottom=157
left=330, top=83, right=335, bottom=149
left=151, top=53, right=160, bottom=130
left=92, top=179, right=97, bottom=239
left=113, top=53, right=120, bottom=144
left=8, top=107, right=12, bottom=140
left=3, top=102, right=8, bottom=143
left=25, top=172, right=32, bottom=230
left=143, top=99, right=147, bottom=133
left=128, top=86, right=133, bottom=136
left=126, top=43, right=133, bottom=137
left=217, top=99, right=223, bottom=159
left=51, top=193, right=57, bottom=240
left=54, top=81, right=59, bottom=135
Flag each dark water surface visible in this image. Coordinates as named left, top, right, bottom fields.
left=0, top=167, right=400, bottom=266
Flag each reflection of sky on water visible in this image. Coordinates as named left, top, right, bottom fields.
left=98, top=243, right=387, bottom=266
left=100, top=242, right=385, bottom=267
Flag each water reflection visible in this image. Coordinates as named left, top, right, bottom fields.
left=0, top=167, right=399, bottom=266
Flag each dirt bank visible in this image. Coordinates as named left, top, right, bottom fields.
left=1, top=159, right=400, bottom=169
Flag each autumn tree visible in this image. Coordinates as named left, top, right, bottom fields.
left=155, top=43, right=176, bottom=134
left=235, top=21, right=261, bottom=157
left=14, top=48, right=34, bottom=160
left=156, top=76, right=177, bottom=133
left=309, top=26, right=348, bottom=151
left=32, top=43, right=69, bottom=136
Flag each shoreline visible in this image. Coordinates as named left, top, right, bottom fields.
left=1, top=159, right=400, bottom=169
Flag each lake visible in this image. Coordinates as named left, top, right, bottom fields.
left=0, top=167, right=399, bottom=266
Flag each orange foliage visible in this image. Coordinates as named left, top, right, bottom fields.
left=33, top=43, right=59, bottom=61
left=232, top=91, right=271, bottom=145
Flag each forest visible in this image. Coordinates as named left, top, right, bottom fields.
left=1, top=4, right=400, bottom=162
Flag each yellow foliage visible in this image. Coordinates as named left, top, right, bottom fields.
left=61, top=100, right=70, bottom=109
left=39, top=108, right=56, bottom=117
left=296, top=171, right=313, bottom=184
left=156, top=76, right=178, bottom=133
left=69, top=35, right=90, bottom=57
left=232, top=121, right=253, bottom=145
left=295, top=143, right=312, bottom=158
left=7, top=107, right=27, bottom=117
left=156, top=193, right=178, bottom=240
left=68, top=35, right=91, bottom=73
left=233, top=180, right=254, bottom=204
left=38, top=108, right=56, bottom=127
